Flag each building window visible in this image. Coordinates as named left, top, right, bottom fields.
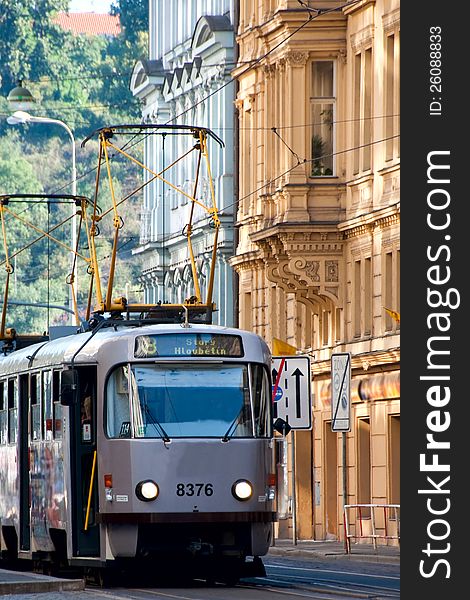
left=389, top=415, right=400, bottom=504
left=384, top=249, right=399, bottom=332
left=357, top=417, right=371, bottom=517
left=353, top=256, right=373, bottom=338
left=385, top=32, right=399, bottom=161
left=353, top=48, right=373, bottom=174
left=364, top=257, right=372, bottom=335
left=311, top=61, right=335, bottom=176
left=243, top=291, right=252, bottom=330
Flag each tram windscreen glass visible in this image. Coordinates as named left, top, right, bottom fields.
left=134, top=333, right=243, bottom=358
left=106, top=364, right=271, bottom=439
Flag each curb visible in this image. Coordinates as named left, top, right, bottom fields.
left=267, top=547, right=400, bottom=564
left=0, top=572, right=85, bottom=595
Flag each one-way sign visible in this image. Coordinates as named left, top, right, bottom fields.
left=272, top=356, right=312, bottom=430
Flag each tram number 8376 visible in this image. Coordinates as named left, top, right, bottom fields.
left=176, top=483, right=214, bottom=496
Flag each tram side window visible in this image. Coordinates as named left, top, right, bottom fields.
left=251, top=365, right=271, bottom=438
left=0, top=381, right=7, bottom=445
left=8, top=379, right=18, bottom=444
left=31, top=374, right=42, bottom=441
left=43, top=370, right=53, bottom=441
left=53, top=371, right=62, bottom=440
left=106, top=366, right=131, bottom=438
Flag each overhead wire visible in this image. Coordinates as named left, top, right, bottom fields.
left=6, top=0, right=367, bottom=203
left=1, top=0, right=376, bottom=298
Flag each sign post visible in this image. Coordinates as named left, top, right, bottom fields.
left=272, top=355, right=312, bottom=546
left=331, top=352, right=351, bottom=535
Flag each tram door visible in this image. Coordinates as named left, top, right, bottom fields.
left=69, top=366, right=99, bottom=557
left=18, top=375, right=30, bottom=551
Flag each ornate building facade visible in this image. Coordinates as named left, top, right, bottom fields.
left=130, top=0, right=236, bottom=326
left=231, top=0, right=400, bottom=542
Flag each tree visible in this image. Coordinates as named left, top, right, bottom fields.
left=111, top=0, right=148, bottom=46
left=0, top=0, right=148, bottom=333
left=0, top=0, right=69, bottom=95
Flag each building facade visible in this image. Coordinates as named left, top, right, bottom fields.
left=231, top=0, right=400, bottom=542
left=130, top=0, right=237, bottom=326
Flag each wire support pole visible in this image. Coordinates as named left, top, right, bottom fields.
left=186, top=150, right=203, bottom=302
left=89, top=143, right=105, bottom=311
left=101, top=134, right=121, bottom=310
left=200, top=131, right=220, bottom=308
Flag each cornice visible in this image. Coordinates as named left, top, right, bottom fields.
left=311, top=345, right=400, bottom=377
left=350, top=23, right=375, bottom=53
left=383, top=8, right=400, bottom=34
left=338, top=203, right=400, bottom=237
left=343, top=0, right=376, bottom=17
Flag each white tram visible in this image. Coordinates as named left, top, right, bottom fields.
left=0, top=321, right=279, bottom=582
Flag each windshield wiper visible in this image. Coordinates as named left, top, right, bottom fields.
left=143, top=405, right=171, bottom=443
left=221, top=406, right=245, bottom=442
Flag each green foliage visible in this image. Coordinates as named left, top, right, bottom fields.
left=0, top=0, right=69, bottom=93
left=111, top=0, right=148, bottom=45
left=0, top=0, right=148, bottom=335
left=0, top=132, right=44, bottom=194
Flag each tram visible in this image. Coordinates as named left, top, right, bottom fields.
left=0, top=319, right=277, bottom=581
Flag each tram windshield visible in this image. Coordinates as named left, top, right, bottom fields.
left=106, top=363, right=271, bottom=439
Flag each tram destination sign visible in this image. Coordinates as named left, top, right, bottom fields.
left=272, top=356, right=312, bottom=430
left=331, top=352, right=351, bottom=432
left=134, top=333, right=244, bottom=358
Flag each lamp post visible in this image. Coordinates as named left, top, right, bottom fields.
left=6, top=92, right=79, bottom=326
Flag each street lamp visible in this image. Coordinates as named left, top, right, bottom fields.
left=6, top=80, right=36, bottom=111
left=6, top=106, right=79, bottom=325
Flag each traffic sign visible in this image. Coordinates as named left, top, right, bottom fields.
left=331, top=352, right=351, bottom=432
left=272, top=356, right=312, bottom=430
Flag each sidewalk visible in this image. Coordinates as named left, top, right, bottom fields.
left=268, top=539, right=400, bottom=564
left=0, top=567, right=85, bottom=595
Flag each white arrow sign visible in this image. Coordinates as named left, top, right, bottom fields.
left=331, top=352, right=351, bottom=432
left=272, top=356, right=312, bottom=430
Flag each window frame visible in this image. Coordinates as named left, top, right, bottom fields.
left=310, top=59, right=336, bottom=178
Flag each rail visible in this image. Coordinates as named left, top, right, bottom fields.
left=343, top=503, right=400, bottom=553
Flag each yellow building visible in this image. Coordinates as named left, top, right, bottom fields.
left=230, top=0, right=400, bottom=543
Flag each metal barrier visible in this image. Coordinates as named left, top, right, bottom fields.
left=343, top=504, right=400, bottom=553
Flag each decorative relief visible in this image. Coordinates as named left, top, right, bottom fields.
left=263, top=63, right=277, bottom=78
left=249, top=231, right=344, bottom=310
left=305, top=261, right=320, bottom=282
left=284, top=51, right=308, bottom=67
left=325, top=261, right=338, bottom=282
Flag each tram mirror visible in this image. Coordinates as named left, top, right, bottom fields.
left=273, top=417, right=292, bottom=436
left=61, top=369, right=79, bottom=406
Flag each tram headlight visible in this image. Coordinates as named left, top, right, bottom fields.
left=232, top=479, right=253, bottom=501
left=135, top=480, right=159, bottom=502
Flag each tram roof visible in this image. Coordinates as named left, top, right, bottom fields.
left=0, top=323, right=270, bottom=375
